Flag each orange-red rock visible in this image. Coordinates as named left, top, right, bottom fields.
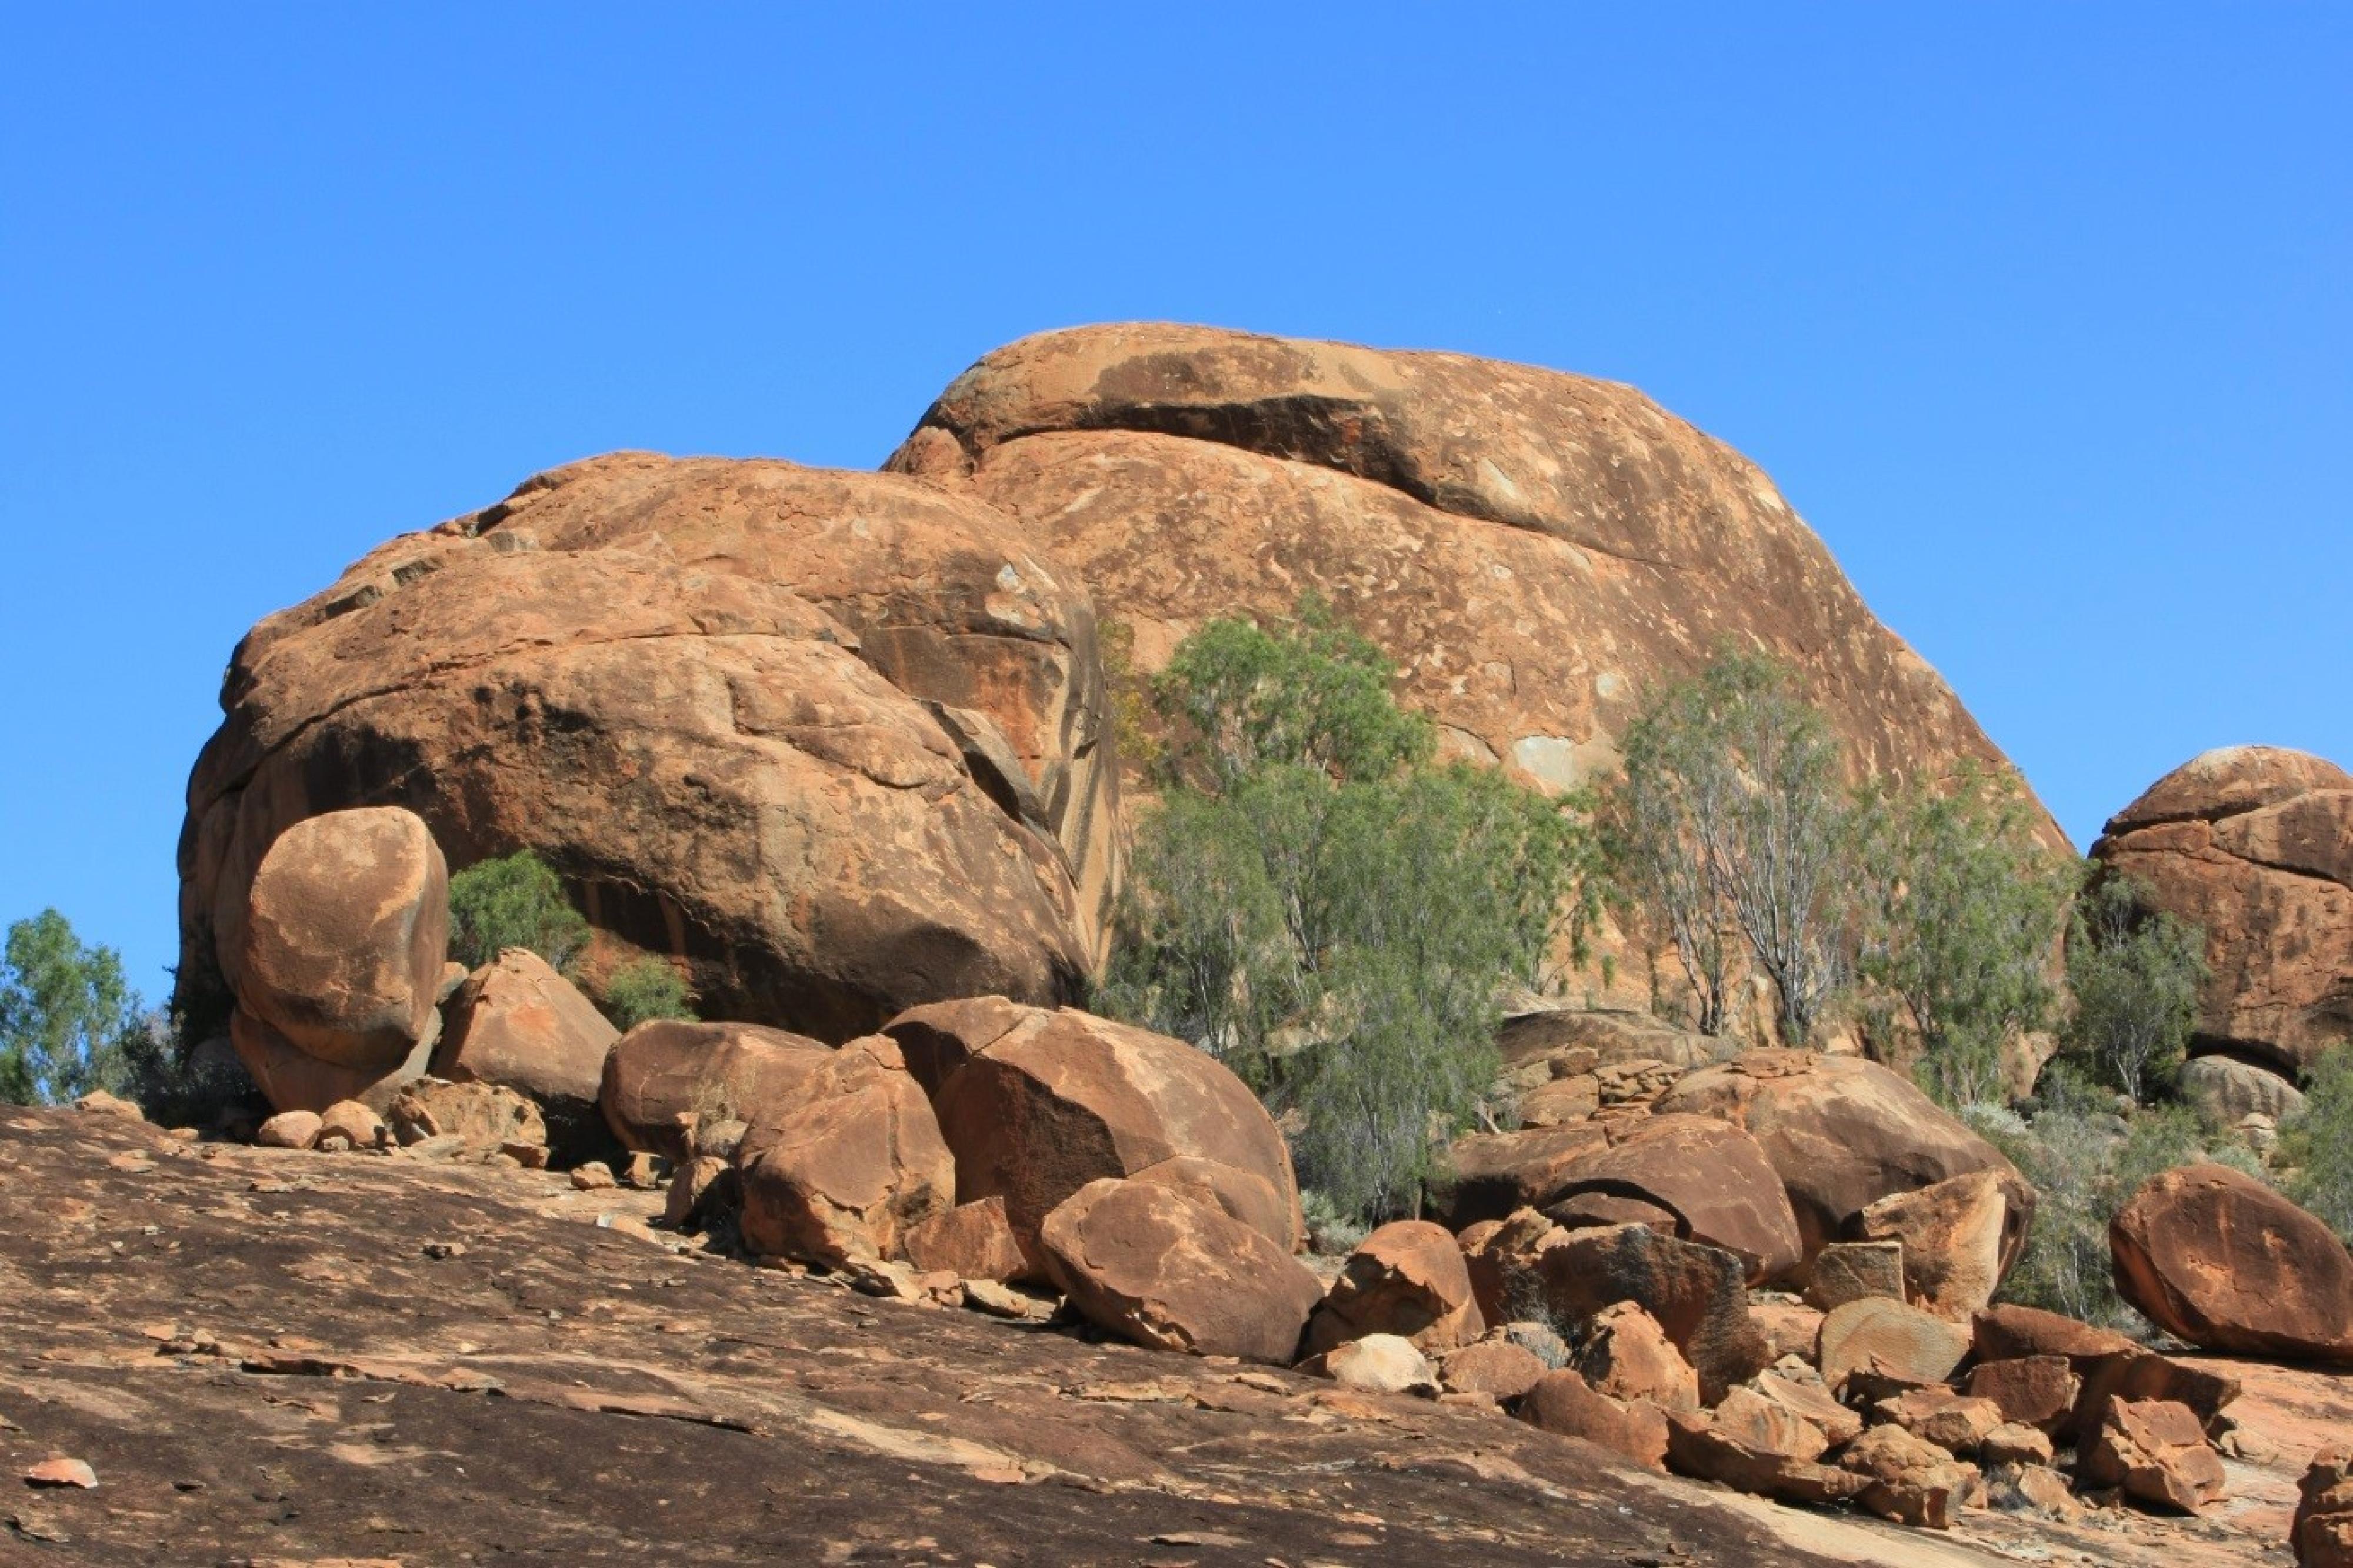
left=1435, top=1122, right=1611, bottom=1229
left=2110, top=1163, right=2353, bottom=1363
left=914, top=1002, right=1301, bottom=1256
left=1569, top=1302, right=1700, bottom=1413
left=2078, top=1396, right=2227, bottom=1513
left=600, top=1020, right=832, bottom=1163
left=1857, top=1169, right=2016, bottom=1320
left=1302, top=1220, right=1482, bottom=1356
left=1816, top=1296, right=1970, bottom=1393
left=235, top=806, right=449, bottom=1074
left=2297, top=1448, right=2353, bottom=1568
left=1539, top=1113, right=1802, bottom=1285
left=1519, top=1370, right=1669, bottom=1470
left=433, top=949, right=618, bottom=1152
left=901, top=1196, right=1029, bottom=1283
left=176, top=458, right=1114, bottom=1047
left=1035, top=1177, right=1322, bottom=1364
left=2092, top=746, right=2353, bottom=1073
left=735, top=1036, right=955, bottom=1268
left=892, top=324, right=2055, bottom=1020
left=1965, top=1355, right=2081, bottom=1435
left=1438, top=1338, right=1550, bottom=1402
left=1653, top=1049, right=2032, bottom=1270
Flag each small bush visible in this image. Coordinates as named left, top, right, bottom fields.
left=448, top=851, right=591, bottom=972
left=1299, top=1188, right=1371, bottom=1256
left=2058, top=875, right=2204, bottom=1105
left=2283, top=1043, right=2353, bottom=1242
left=599, top=956, right=695, bottom=1032
left=1974, top=1098, right=2267, bottom=1336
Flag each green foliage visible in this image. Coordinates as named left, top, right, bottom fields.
left=1101, top=599, right=1594, bottom=1225
left=599, top=956, right=696, bottom=1032
left=1154, top=595, right=1433, bottom=793
left=2283, top=1043, right=2353, bottom=1242
left=1096, top=616, right=1163, bottom=779
left=0, top=909, right=148, bottom=1105
left=1858, top=766, right=2076, bottom=1110
left=447, top=851, right=591, bottom=972
left=1602, top=650, right=1855, bottom=1042
left=2058, top=875, right=2205, bottom=1105
left=1972, top=1097, right=2266, bottom=1336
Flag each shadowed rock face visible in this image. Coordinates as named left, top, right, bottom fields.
left=2094, top=746, right=2353, bottom=1075
left=178, top=457, right=1115, bottom=1042
left=888, top=328, right=2055, bottom=979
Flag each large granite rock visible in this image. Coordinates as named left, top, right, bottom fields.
left=177, top=456, right=1116, bottom=1045
left=1302, top=1220, right=1484, bottom=1356
left=892, top=1000, right=1301, bottom=1260
left=235, top=806, right=449, bottom=1073
left=2092, top=746, right=2353, bottom=1073
left=889, top=323, right=2057, bottom=1013
left=1537, top=1112, right=1803, bottom=1285
left=2110, top=1162, right=2353, bottom=1363
left=1652, top=1049, right=2033, bottom=1271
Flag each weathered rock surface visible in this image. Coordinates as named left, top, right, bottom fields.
left=901, top=1195, right=1029, bottom=1283
left=1519, top=1370, right=1670, bottom=1470
left=1439, top=1337, right=1551, bottom=1401
left=1539, top=1113, right=1804, bottom=1285
left=2092, top=746, right=2353, bottom=1073
left=911, top=1001, right=1301, bottom=1257
left=890, top=323, right=2056, bottom=1013
left=1873, top=1387, right=2004, bottom=1456
left=434, top=948, right=619, bottom=1153
left=1805, top=1239, right=1907, bottom=1311
left=1857, top=1169, right=2016, bottom=1320
left=230, top=1004, right=434, bottom=1115
left=232, top=806, right=451, bottom=1074
left=735, top=1036, right=956, bottom=1267
left=1436, top=1121, right=1612, bottom=1229
left=2181, top=1052, right=2309, bottom=1127
left=2298, top=1449, right=2353, bottom=1568
left=1653, top=1049, right=2033, bottom=1270
left=5, top=1106, right=1969, bottom=1567
left=1817, top=1296, right=1971, bottom=1393
left=2110, top=1163, right=2353, bottom=1363
left=2080, top=1397, right=2228, bottom=1513
left=386, top=1078, right=546, bottom=1156
left=1568, top=1302, right=1701, bottom=1413
left=1303, top=1220, right=1483, bottom=1356
left=1308, top=1332, right=1438, bottom=1395
left=1967, top=1355, right=2082, bottom=1435
left=177, top=456, right=1116, bottom=1046
left=600, top=1019, right=833, bottom=1162
left=1485, top=1220, right=1768, bottom=1402
left=1035, top=1177, right=1321, bottom=1364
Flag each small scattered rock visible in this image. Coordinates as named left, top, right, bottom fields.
left=1570, top=1301, right=1700, bottom=1413
left=571, top=1162, right=618, bottom=1191
left=1306, top=1333, right=1437, bottom=1396
left=2294, top=1447, right=2353, bottom=1568
left=2079, top=1397, right=2227, bottom=1514
left=73, top=1090, right=144, bottom=1122
left=23, top=1457, right=97, bottom=1489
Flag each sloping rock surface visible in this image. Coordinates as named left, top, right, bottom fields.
left=2094, top=746, right=2353, bottom=1072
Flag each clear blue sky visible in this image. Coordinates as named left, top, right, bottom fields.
left=4, top=6, right=2347, bottom=1003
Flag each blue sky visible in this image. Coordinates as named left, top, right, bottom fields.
left=3, top=6, right=2347, bottom=1002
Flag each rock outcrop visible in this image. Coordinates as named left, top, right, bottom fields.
left=2109, top=1163, right=2353, bottom=1363
left=1302, top=1220, right=1483, bottom=1356
left=888, top=322, right=2057, bottom=1012
left=2092, top=746, right=2353, bottom=1074
left=178, top=457, right=1115, bottom=1046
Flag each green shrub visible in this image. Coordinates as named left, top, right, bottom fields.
left=1101, top=599, right=1595, bottom=1225
left=1972, top=1098, right=2266, bottom=1336
left=1601, top=651, right=1855, bottom=1044
left=2283, top=1043, right=2353, bottom=1242
left=599, top=956, right=696, bottom=1032
left=0, top=909, right=148, bottom=1105
left=2058, top=875, right=2205, bottom=1105
left=1856, top=767, right=2075, bottom=1110
left=447, top=851, right=591, bottom=972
